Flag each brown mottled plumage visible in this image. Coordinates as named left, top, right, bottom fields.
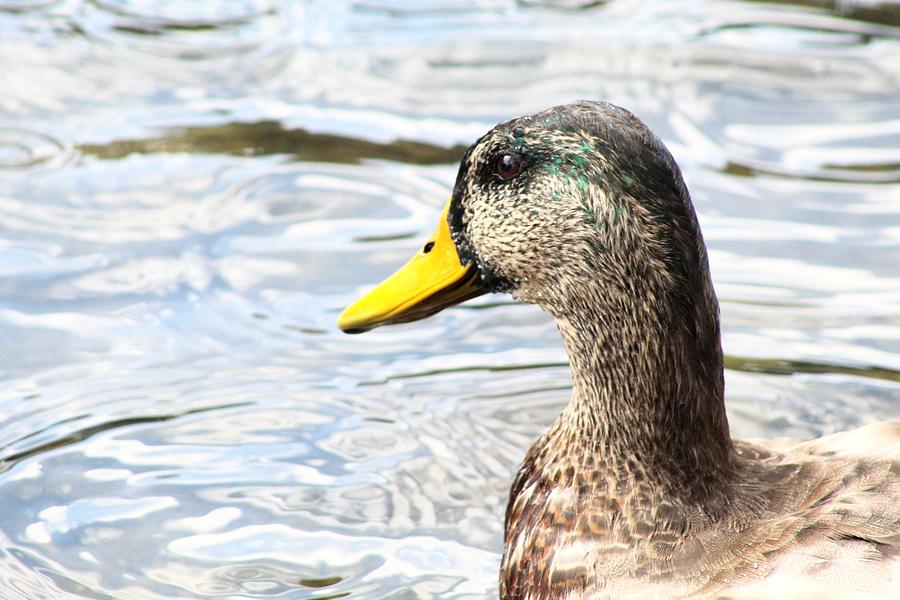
left=453, top=103, right=899, bottom=598
left=343, top=101, right=900, bottom=598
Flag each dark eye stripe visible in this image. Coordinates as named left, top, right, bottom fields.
left=496, top=153, right=522, bottom=180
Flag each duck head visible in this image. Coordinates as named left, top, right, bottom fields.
left=338, top=101, right=713, bottom=334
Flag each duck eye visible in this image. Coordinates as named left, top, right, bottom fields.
left=496, top=153, right=522, bottom=180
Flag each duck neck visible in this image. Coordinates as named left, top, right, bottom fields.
left=550, top=283, right=735, bottom=503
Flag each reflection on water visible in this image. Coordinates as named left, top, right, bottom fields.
left=0, top=127, right=70, bottom=170
left=78, top=121, right=468, bottom=165
left=742, top=0, right=900, bottom=28
left=0, top=0, right=899, bottom=598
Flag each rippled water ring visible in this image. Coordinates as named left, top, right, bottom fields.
left=91, top=0, right=278, bottom=29
left=78, top=0, right=287, bottom=64
left=0, top=128, right=70, bottom=170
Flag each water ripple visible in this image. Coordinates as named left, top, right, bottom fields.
left=1, top=1, right=899, bottom=598
left=80, top=0, right=285, bottom=60
left=92, top=0, right=277, bottom=29
left=0, top=127, right=71, bottom=171
left=0, top=0, right=60, bottom=11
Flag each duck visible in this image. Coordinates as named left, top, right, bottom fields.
left=337, top=101, right=900, bottom=599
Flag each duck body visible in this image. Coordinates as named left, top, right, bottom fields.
left=503, top=421, right=900, bottom=599
left=338, top=101, right=900, bottom=598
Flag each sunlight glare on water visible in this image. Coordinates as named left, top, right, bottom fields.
left=0, top=0, right=899, bottom=598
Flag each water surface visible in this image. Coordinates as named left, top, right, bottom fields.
left=1, top=0, right=899, bottom=598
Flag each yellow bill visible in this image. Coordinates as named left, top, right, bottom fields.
left=338, top=199, right=485, bottom=333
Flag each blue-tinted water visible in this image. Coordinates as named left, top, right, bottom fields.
left=1, top=0, right=899, bottom=597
